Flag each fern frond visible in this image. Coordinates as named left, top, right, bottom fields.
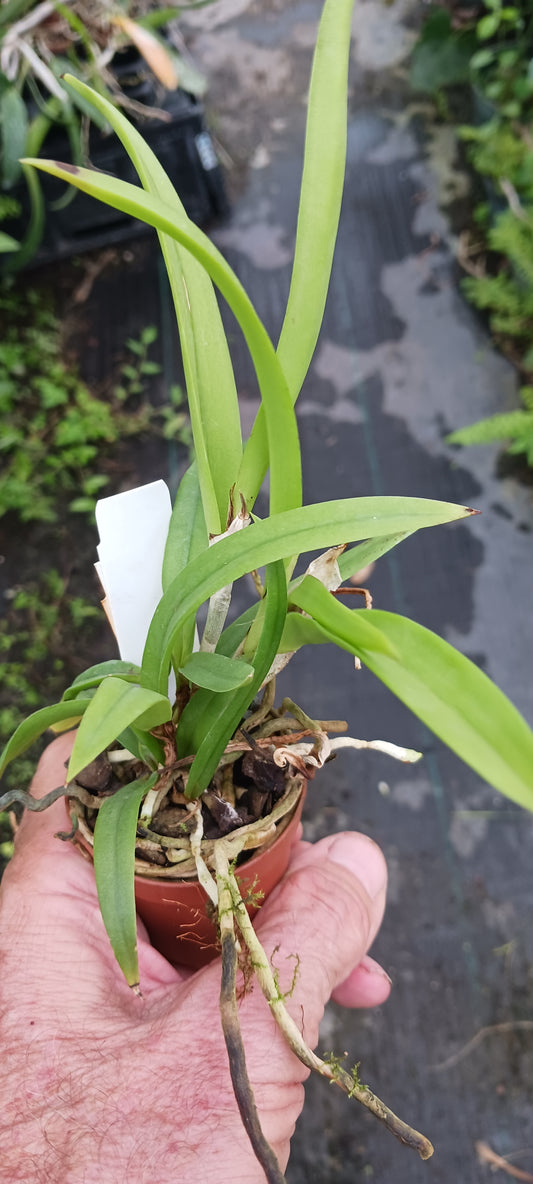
left=447, top=410, right=533, bottom=446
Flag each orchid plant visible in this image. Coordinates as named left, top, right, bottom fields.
left=1, top=0, right=533, bottom=1173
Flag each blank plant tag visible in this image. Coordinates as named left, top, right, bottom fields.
left=95, top=481, right=172, bottom=667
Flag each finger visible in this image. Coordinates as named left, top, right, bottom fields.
left=253, top=831, right=387, bottom=1047
left=332, top=954, right=391, bottom=1008
left=276, top=831, right=387, bottom=947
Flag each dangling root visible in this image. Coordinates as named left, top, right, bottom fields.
left=220, top=859, right=434, bottom=1163
left=215, top=844, right=288, bottom=1184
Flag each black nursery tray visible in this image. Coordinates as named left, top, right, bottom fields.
left=7, top=88, right=228, bottom=267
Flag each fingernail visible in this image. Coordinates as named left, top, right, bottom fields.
left=329, top=835, right=387, bottom=901
left=360, top=955, right=393, bottom=986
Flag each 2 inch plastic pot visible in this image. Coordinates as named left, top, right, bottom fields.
left=134, top=783, right=305, bottom=969
left=71, top=778, right=305, bottom=971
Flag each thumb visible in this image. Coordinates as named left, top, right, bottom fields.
left=253, top=832, right=388, bottom=1048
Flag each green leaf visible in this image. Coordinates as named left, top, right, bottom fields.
left=338, top=532, right=414, bottom=580
left=178, top=561, right=287, bottom=798
left=364, top=611, right=533, bottom=810
left=62, top=661, right=142, bottom=700
left=293, top=579, right=533, bottom=810
left=0, top=232, right=19, bottom=253
left=289, top=577, right=395, bottom=655
left=410, top=11, right=476, bottom=92
left=477, top=12, right=501, bottom=38
left=60, top=78, right=242, bottom=535
left=178, top=651, right=254, bottom=691
left=215, top=607, right=259, bottom=658
left=117, top=727, right=164, bottom=768
left=0, top=699, right=92, bottom=779
left=93, top=773, right=158, bottom=988
left=67, top=678, right=171, bottom=782
left=238, top=0, right=355, bottom=495
left=162, top=463, right=208, bottom=667
left=278, top=610, right=331, bottom=652
left=447, top=411, right=533, bottom=447
left=24, top=147, right=301, bottom=518
left=0, top=88, right=28, bottom=188
left=141, top=496, right=476, bottom=694
left=162, top=462, right=208, bottom=591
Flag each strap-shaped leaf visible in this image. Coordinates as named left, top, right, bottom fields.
left=0, top=87, right=28, bottom=187
left=238, top=0, right=355, bottom=495
left=162, top=463, right=209, bottom=668
left=338, top=532, right=414, bottom=580
left=24, top=151, right=302, bottom=519
left=62, top=76, right=242, bottom=535
left=67, top=678, right=171, bottom=782
left=0, top=699, right=92, bottom=779
left=94, top=773, right=158, bottom=989
left=162, top=462, right=208, bottom=591
left=141, top=496, right=476, bottom=694
left=214, top=608, right=259, bottom=659
left=178, top=561, right=287, bottom=799
left=291, top=577, right=533, bottom=810
left=179, top=651, right=254, bottom=692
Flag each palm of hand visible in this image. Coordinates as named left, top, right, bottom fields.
left=0, top=735, right=389, bottom=1184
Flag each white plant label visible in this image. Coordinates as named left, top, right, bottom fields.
left=95, top=480, right=172, bottom=667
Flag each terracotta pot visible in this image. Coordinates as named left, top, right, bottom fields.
left=71, top=780, right=305, bottom=971
left=134, top=785, right=306, bottom=969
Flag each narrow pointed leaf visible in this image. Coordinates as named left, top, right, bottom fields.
left=25, top=149, right=301, bottom=517
left=141, top=496, right=476, bottom=694
left=279, top=610, right=342, bottom=653
left=179, top=651, right=254, bottom=692
left=67, top=678, right=171, bottom=782
left=62, top=76, right=242, bottom=534
left=360, top=611, right=533, bottom=810
left=0, top=700, right=92, bottom=779
left=215, top=608, right=258, bottom=658
left=338, top=532, right=414, bottom=580
left=292, top=578, right=533, bottom=810
left=94, top=774, right=158, bottom=988
left=289, top=578, right=395, bottom=655
left=0, top=87, right=28, bottom=187
left=162, top=464, right=208, bottom=667
left=162, top=463, right=208, bottom=591
left=238, top=0, right=355, bottom=493
left=179, top=562, right=287, bottom=798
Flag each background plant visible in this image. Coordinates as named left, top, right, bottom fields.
left=0, top=282, right=189, bottom=522
left=412, top=0, right=533, bottom=466
left=0, top=0, right=211, bottom=267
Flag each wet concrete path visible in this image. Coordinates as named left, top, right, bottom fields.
left=173, top=3, right=533, bottom=1180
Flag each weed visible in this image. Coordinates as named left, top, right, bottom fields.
left=0, top=284, right=191, bottom=522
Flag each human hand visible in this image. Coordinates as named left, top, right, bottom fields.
left=0, top=734, right=390, bottom=1184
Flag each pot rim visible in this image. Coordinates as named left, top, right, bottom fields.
left=68, top=772, right=305, bottom=883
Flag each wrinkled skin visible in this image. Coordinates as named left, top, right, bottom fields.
left=0, top=734, right=390, bottom=1183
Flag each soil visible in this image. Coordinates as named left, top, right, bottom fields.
left=69, top=705, right=313, bottom=868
